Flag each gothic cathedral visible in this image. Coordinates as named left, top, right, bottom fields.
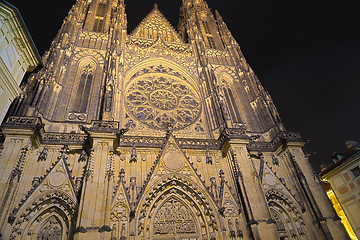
left=0, top=0, right=349, bottom=239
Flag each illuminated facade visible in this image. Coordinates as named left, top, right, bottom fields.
left=320, top=141, right=360, bottom=240
left=0, top=0, right=41, bottom=123
left=0, top=0, right=349, bottom=239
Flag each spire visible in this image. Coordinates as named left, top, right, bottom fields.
left=182, top=0, right=209, bottom=10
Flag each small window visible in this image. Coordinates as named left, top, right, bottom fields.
left=351, top=166, right=360, bottom=178
left=202, top=21, right=211, bottom=34
left=93, top=3, right=107, bottom=32
left=207, top=36, right=215, bottom=48
left=96, top=3, right=107, bottom=18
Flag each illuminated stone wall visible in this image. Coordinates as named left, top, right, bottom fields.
left=0, top=0, right=349, bottom=239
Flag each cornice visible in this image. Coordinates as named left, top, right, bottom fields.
left=0, top=1, right=42, bottom=71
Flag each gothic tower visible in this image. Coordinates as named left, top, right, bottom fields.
left=0, top=0, right=349, bottom=239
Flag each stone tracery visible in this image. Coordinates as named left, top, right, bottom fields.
left=126, top=65, right=201, bottom=130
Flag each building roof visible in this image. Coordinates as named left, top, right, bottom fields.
left=0, top=0, right=42, bottom=70
left=319, top=142, right=360, bottom=177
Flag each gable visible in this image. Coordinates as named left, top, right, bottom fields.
left=131, top=5, right=183, bottom=43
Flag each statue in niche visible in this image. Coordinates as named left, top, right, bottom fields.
left=104, top=86, right=113, bottom=112
left=129, top=177, right=137, bottom=207
left=210, top=177, right=219, bottom=202
left=206, top=149, right=213, bottom=164
left=130, top=145, right=137, bottom=163
left=37, top=216, right=62, bottom=240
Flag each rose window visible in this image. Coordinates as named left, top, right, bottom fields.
left=126, top=66, right=201, bottom=130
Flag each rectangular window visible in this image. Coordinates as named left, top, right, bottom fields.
left=351, top=166, right=360, bottom=178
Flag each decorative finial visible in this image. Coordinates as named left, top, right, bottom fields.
left=154, top=3, right=158, bottom=9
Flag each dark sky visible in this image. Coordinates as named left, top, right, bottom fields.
left=8, top=0, right=360, bottom=173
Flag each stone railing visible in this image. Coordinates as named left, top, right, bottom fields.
left=91, top=120, right=119, bottom=131
left=42, top=132, right=88, bottom=145
left=2, top=116, right=43, bottom=129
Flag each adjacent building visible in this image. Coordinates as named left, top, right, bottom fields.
left=0, top=0, right=42, bottom=123
left=320, top=141, right=360, bottom=239
left=0, top=0, right=349, bottom=239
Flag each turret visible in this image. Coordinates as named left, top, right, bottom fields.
left=180, top=0, right=223, bottom=50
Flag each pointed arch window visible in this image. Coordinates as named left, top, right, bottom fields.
left=93, top=3, right=107, bottom=32
left=207, top=36, right=215, bottom=48
left=72, top=64, right=94, bottom=113
left=202, top=21, right=216, bottom=48
left=202, top=21, right=211, bottom=34
left=222, top=83, right=242, bottom=123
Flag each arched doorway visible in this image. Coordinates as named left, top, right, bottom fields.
left=152, top=197, right=200, bottom=240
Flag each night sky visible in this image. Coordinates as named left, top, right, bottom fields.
left=7, top=0, right=360, bottom=173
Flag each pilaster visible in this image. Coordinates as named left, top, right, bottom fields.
left=74, top=121, right=122, bottom=240
left=287, top=144, right=350, bottom=239
left=0, top=116, right=43, bottom=236
left=223, top=137, right=278, bottom=240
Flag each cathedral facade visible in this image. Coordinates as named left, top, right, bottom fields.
left=0, top=0, right=349, bottom=239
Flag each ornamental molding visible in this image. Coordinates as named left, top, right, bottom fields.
left=1, top=117, right=302, bottom=149
left=119, top=130, right=302, bottom=151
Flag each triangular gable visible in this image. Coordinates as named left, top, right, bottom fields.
left=11, top=147, right=77, bottom=219
left=219, top=180, right=241, bottom=217
left=112, top=174, right=130, bottom=208
left=261, top=161, right=304, bottom=211
left=133, top=133, right=221, bottom=234
left=131, top=5, right=183, bottom=43
left=133, top=132, right=215, bottom=208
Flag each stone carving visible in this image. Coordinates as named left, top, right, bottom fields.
left=38, top=146, right=48, bottom=162
left=4, top=116, right=41, bottom=127
left=153, top=198, right=196, bottom=235
left=129, top=177, right=137, bottom=208
left=271, top=153, right=279, bottom=166
left=78, top=149, right=87, bottom=162
left=91, top=120, right=119, bottom=129
left=130, top=6, right=183, bottom=43
left=42, top=133, right=87, bottom=145
left=119, top=135, right=166, bottom=148
left=209, top=177, right=219, bottom=202
left=130, top=145, right=137, bottom=163
left=9, top=145, right=29, bottom=183
left=247, top=131, right=302, bottom=151
left=206, top=149, right=213, bottom=164
left=37, top=216, right=62, bottom=240
left=68, top=112, right=87, bottom=121
left=125, top=119, right=136, bottom=128
left=125, top=68, right=201, bottom=130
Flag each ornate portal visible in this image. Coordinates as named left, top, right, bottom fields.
left=126, top=65, right=201, bottom=130
left=153, top=198, right=197, bottom=236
